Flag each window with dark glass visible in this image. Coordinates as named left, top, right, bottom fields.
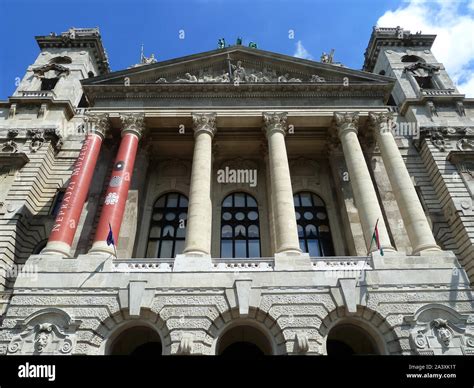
left=41, top=77, right=59, bottom=91
left=147, top=193, right=188, bottom=258
left=294, top=192, right=334, bottom=257
left=221, top=192, right=260, bottom=258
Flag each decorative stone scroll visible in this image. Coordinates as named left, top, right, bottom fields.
left=1, top=130, right=20, bottom=153
left=28, top=129, right=45, bottom=152
left=405, top=304, right=474, bottom=355
left=7, top=309, right=81, bottom=355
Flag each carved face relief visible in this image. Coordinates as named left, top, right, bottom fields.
left=34, top=330, right=51, bottom=353
left=438, top=327, right=452, bottom=346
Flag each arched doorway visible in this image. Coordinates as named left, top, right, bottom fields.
left=217, top=325, right=273, bottom=357
left=326, top=323, right=380, bottom=355
left=109, top=326, right=162, bottom=357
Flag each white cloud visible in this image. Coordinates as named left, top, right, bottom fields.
left=294, top=40, right=313, bottom=60
left=377, top=0, right=474, bottom=97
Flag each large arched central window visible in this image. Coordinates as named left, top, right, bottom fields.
left=221, top=193, right=260, bottom=258
left=294, top=192, right=334, bottom=257
left=147, top=192, right=188, bottom=258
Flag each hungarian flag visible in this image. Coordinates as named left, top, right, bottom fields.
left=106, top=223, right=115, bottom=247
left=369, top=219, right=384, bottom=256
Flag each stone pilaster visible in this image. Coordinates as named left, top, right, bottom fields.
left=334, top=112, right=394, bottom=253
left=369, top=112, right=440, bottom=254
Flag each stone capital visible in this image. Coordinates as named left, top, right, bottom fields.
left=84, top=113, right=110, bottom=139
left=119, top=113, right=146, bottom=139
left=192, top=113, right=217, bottom=138
left=369, top=112, right=394, bottom=134
left=334, top=112, right=359, bottom=137
left=262, top=112, right=288, bottom=137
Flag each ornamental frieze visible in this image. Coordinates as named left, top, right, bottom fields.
left=416, top=126, right=474, bottom=152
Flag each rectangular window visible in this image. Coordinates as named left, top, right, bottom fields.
left=41, top=77, right=59, bottom=91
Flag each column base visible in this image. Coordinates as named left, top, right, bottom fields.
left=174, top=254, right=213, bottom=272
left=274, top=251, right=312, bottom=271
left=412, top=243, right=442, bottom=255
left=88, top=241, right=116, bottom=257
left=41, top=241, right=72, bottom=258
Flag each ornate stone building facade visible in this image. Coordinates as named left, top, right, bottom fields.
left=0, top=27, right=473, bottom=356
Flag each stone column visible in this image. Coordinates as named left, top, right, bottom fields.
left=370, top=112, right=440, bottom=253
left=334, top=112, right=393, bottom=253
left=183, top=113, right=217, bottom=256
left=89, top=113, right=145, bottom=256
left=42, top=113, right=109, bottom=257
left=262, top=112, right=301, bottom=254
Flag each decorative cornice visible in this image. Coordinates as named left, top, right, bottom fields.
left=82, top=83, right=393, bottom=104
left=119, top=113, right=146, bottom=139
left=262, top=112, right=288, bottom=137
left=191, top=113, right=217, bottom=137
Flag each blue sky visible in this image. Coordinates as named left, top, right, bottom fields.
left=1, top=0, right=473, bottom=98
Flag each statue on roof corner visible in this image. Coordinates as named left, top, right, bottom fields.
left=140, top=44, right=157, bottom=65
left=320, top=49, right=335, bottom=64
left=236, top=37, right=243, bottom=45
left=248, top=42, right=258, bottom=49
left=218, top=38, right=226, bottom=49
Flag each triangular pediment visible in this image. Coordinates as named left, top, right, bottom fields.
left=82, top=46, right=394, bottom=86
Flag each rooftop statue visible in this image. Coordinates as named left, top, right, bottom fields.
left=218, top=38, right=226, bottom=49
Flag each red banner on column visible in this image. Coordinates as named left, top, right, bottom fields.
left=48, top=133, right=103, bottom=246
left=93, top=133, right=139, bottom=246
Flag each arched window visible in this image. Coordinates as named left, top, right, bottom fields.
left=32, top=240, right=48, bottom=254
left=221, top=193, right=260, bottom=258
left=294, top=192, right=334, bottom=256
left=401, top=55, right=423, bottom=63
left=147, top=192, right=188, bottom=258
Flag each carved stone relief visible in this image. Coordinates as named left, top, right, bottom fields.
left=405, top=304, right=474, bottom=355
left=7, top=309, right=81, bottom=355
left=154, top=62, right=326, bottom=84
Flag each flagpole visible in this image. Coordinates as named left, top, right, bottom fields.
left=109, top=222, right=118, bottom=259
left=366, top=218, right=380, bottom=257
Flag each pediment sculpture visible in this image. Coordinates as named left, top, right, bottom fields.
left=155, top=64, right=326, bottom=84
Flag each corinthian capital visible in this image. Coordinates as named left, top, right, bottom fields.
left=120, top=113, right=146, bottom=138
left=262, top=112, right=288, bottom=137
left=369, top=112, right=394, bottom=131
left=192, top=113, right=217, bottom=137
left=334, top=112, right=359, bottom=137
left=84, top=113, right=110, bottom=139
